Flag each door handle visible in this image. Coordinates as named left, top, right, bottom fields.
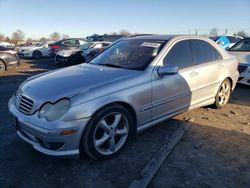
left=218, top=64, right=224, bottom=69
left=190, top=71, right=198, bottom=77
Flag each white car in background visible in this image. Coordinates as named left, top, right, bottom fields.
left=18, top=42, right=54, bottom=59
left=228, top=38, right=250, bottom=86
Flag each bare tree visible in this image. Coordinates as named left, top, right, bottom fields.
left=39, top=37, right=47, bottom=42
left=209, top=28, right=219, bottom=37
left=26, top=37, right=33, bottom=43
left=61, top=34, right=69, bottom=39
left=50, top=32, right=61, bottom=41
left=11, top=29, right=25, bottom=44
left=0, top=34, right=5, bottom=41
left=235, top=30, right=248, bottom=38
left=119, top=29, right=131, bottom=35
left=5, top=37, right=11, bottom=43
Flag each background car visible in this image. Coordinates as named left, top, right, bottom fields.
left=0, top=46, right=20, bottom=72
left=49, top=38, right=86, bottom=57
left=228, top=38, right=250, bottom=86
left=55, top=41, right=111, bottom=65
left=18, top=42, right=54, bottom=59
left=210, top=35, right=243, bottom=49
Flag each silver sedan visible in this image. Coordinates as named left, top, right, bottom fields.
left=8, top=35, right=239, bottom=159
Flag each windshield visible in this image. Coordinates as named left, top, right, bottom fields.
left=34, top=42, right=45, bottom=47
left=89, top=39, right=166, bottom=70
left=80, top=42, right=93, bottom=50
left=230, top=39, right=250, bottom=51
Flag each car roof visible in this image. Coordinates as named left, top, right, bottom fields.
left=124, top=34, right=177, bottom=41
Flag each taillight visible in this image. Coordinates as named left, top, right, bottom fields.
left=51, top=45, right=60, bottom=49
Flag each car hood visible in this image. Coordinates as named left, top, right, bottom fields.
left=229, top=51, right=250, bottom=64
left=19, top=64, right=141, bottom=103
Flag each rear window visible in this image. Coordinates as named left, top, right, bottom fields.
left=191, top=39, right=222, bottom=64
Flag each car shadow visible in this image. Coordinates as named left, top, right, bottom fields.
left=230, top=84, right=250, bottom=106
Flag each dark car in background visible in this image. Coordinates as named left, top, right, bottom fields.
left=49, top=38, right=87, bottom=56
left=55, top=41, right=111, bottom=65
left=0, top=46, right=20, bottom=72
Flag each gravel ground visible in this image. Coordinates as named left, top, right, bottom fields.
left=0, top=58, right=249, bottom=188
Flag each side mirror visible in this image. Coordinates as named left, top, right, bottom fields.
left=225, top=46, right=230, bottom=51
left=157, top=65, right=179, bottom=77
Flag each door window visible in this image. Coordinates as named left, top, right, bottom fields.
left=163, top=40, right=194, bottom=68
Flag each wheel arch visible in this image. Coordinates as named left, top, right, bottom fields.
left=88, top=101, right=137, bottom=136
left=0, top=59, right=7, bottom=71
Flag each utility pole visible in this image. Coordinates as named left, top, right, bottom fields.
left=195, top=29, right=198, bottom=35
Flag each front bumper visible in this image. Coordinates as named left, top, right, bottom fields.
left=55, top=55, right=71, bottom=64
left=8, top=96, right=90, bottom=157
left=238, top=65, right=250, bottom=86
left=19, top=51, right=33, bottom=57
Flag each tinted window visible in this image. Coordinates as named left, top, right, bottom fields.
left=227, top=36, right=238, bottom=43
left=191, top=40, right=222, bottom=64
left=230, top=39, right=250, bottom=51
left=163, top=40, right=193, bottom=68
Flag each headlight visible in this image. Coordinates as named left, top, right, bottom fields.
left=39, top=99, right=71, bottom=121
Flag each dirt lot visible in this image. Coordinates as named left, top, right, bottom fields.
left=0, top=58, right=250, bottom=188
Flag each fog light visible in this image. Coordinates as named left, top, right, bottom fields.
left=61, top=129, right=77, bottom=135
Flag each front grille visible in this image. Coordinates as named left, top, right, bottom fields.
left=238, top=65, right=248, bottom=74
left=15, top=90, right=34, bottom=114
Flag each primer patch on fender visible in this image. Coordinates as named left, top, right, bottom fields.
left=141, top=42, right=161, bottom=48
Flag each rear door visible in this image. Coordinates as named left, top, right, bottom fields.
left=190, top=39, right=224, bottom=103
left=151, top=39, right=199, bottom=120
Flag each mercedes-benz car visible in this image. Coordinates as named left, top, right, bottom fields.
left=228, top=38, right=250, bottom=86
left=8, top=35, right=239, bottom=159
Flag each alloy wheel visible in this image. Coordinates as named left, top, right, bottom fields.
left=93, top=112, right=129, bottom=155
left=218, top=81, right=230, bottom=106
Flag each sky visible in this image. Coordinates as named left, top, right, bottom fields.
left=0, top=0, right=250, bottom=39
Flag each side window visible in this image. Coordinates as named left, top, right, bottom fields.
left=191, top=40, right=222, bottom=64
left=163, top=40, right=193, bottom=68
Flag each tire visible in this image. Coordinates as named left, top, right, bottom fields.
left=81, top=104, right=133, bottom=160
left=33, top=51, right=42, bottom=59
left=213, top=79, right=231, bottom=108
left=0, top=60, right=6, bottom=72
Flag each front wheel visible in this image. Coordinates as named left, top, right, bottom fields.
left=0, top=60, right=6, bottom=72
left=33, top=51, right=42, bottom=59
left=81, top=105, right=133, bottom=160
left=214, top=79, right=231, bottom=108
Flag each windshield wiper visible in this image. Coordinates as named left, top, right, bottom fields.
left=104, top=63, right=123, bottom=68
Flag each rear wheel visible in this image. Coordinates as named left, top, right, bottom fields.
left=0, top=60, right=6, bottom=72
left=81, top=104, right=133, bottom=160
left=33, top=51, right=42, bottom=59
left=214, top=79, right=231, bottom=108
